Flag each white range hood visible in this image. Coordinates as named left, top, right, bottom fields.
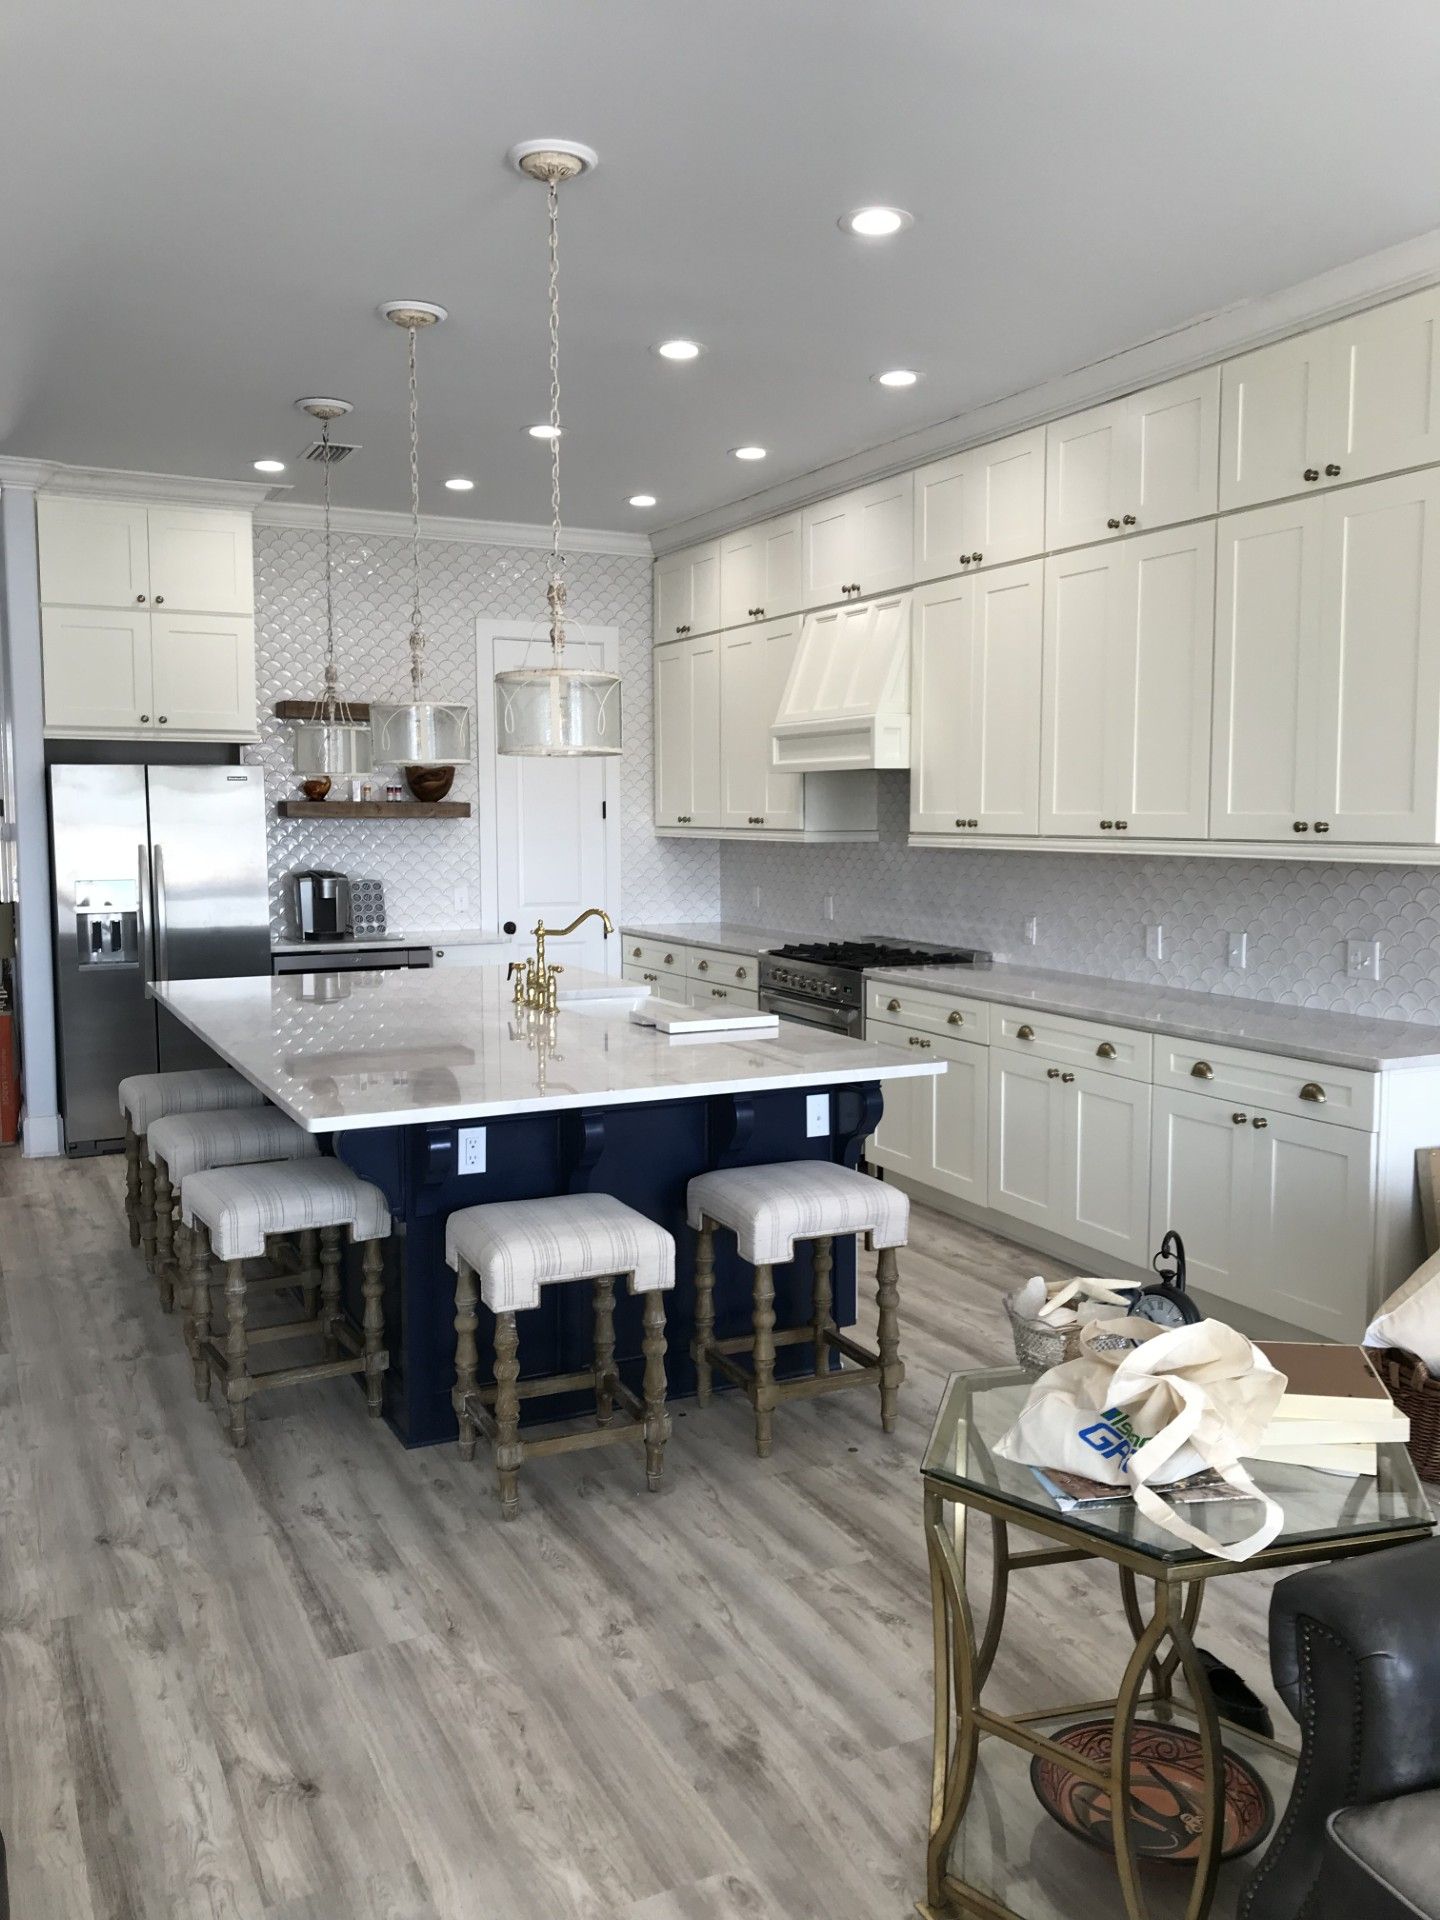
left=770, top=591, right=911, bottom=773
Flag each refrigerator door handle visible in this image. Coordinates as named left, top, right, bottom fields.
left=137, top=842, right=153, bottom=989
left=153, top=842, right=171, bottom=986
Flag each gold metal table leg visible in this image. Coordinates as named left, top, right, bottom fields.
left=925, top=1488, right=981, bottom=1910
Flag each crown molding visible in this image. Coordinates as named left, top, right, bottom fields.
left=651, top=224, right=1440, bottom=554
left=0, top=458, right=56, bottom=491
left=254, top=498, right=653, bottom=558
left=0, top=456, right=278, bottom=508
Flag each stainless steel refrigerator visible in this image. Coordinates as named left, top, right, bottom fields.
left=48, top=763, right=271, bottom=1152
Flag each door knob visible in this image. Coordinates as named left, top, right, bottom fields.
left=503, top=920, right=517, bottom=934
left=697, top=959, right=709, bottom=971
left=1252, top=1116, right=1269, bottom=1129
left=1106, top=517, right=1121, bottom=530
left=664, top=953, right=675, bottom=966
left=1016, top=1024, right=1035, bottom=1040
left=1096, top=1041, right=1117, bottom=1059
left=632, top=947, right=642, bottom=958
left=1046, top=1067, right=1061, bottom=1079
left=158, top=715, right=168, bottom=724
left=1115, top=821, right=1128, bottom=830
left=1299, top=1081, right=1327, bottom=1103
left=1191, top=1060, right=1215, bottom=1079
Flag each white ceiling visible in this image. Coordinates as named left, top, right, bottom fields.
left=4, top=1, right=1440, bottom=535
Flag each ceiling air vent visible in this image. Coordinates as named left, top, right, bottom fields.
left=302, top=438, right=359, bottom=463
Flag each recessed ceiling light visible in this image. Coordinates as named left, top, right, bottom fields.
left=445, top=476, right=475, bottom=491
left=840, top=205, right=914, bottom=238
left=253, top=458, right=285, bottom=473
left=628, top=493, right=657, bottom=507
left=655, top=339, right=703, bottom=361
left=732, top=445, right=767, bottom=461
left=526, top=422, right=562, bottom=440
left=874, top=368, right=920, bottom=388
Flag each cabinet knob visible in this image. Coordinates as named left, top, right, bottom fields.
left=972, top=551, right=983, bottom=563
left=1046, top=1066, right=1061, bottom=1079
left=154, top=595, right=164, bottom=605
left=886, top=998, right=901, bottom=1012
left=1115, top=820, right=1128, bottom=831
left=1325, top=463, right=1341, bottom=478
left=959, top=553, right=972, bottom=565
left=663, top=953, right=675, bottom=966
left=1299, top=1081, right=1327, bottom=1103
left=1096, top=1041, right=1117, bottom=1059
left=136, top=594, right=147, bottom=604
left=737, top=967, right=748, bottom=980
left=1252, top=1116, right=1269, bottom=1129
left=1292, top=820, right=1309, bottom=832
left=1060, top=1071, right=1075, bottom=1083
left=1106, top=518, right=1121, bottom=530
left=1121, top=514, right=1137, bottom=527
left=947, top=1010, right=963, bottom=1026
left=1191, top=1060, right=1215, bottom=1079
left=1303, top=468, right=1320, bottom=482
left=632, top=947, right=642, bottom=958
left=969, top=818, right=978, bottom=828
left=1232, top=1111, right=1248, bottom=1124
left=1313, top=821, right=1330, bottom=833
left=139, top=713, right=150, bottom=723
left=1100, top=819, right=1114, bottom=830
left=435, top=949, right=445, bottom=958
left=756, top=606, right=764, bottom=617
left=158, top=715, right=168, bottom=724
left=1016, top=1023, right=1035, bottom=1040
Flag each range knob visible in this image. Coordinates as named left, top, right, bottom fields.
left=825, top=980, right=839, bottom=996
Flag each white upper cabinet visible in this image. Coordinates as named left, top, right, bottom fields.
left=38, top=497, right=151, bottom=606
left=1046, top=369, right=1219, bottom=547
left=654, top=540, right=721, bottom=642
left=719, top=513, right=801, bottom=628
left=719, top=619, right=804, bottom=831
left=145, top=509, right=255, bottom=614
left=149, top=613, right=257, bottom=736
left=910, top=562, right=1042, bottom=837
left=1040, top=546, right=1119, bottom=833
left=1328, top=286, right=1440, bottom=487
left=653, top=634, right=722, bottom=829
left=913, top=427, right=1046, bottom=579
left=1221, top=329, right=1338, bottom=512
left=800, top=472, right=914, bottom=606
left=41, top=608, right=153, bottom=732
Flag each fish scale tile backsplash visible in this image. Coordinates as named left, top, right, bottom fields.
left=248, top=522, right=719, bottom=936
left=719, top=774, right=1440, bottom=1022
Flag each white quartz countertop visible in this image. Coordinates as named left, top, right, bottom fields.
left=271, top=930, right=509, bottom=955
left=865, top=961, right=1440, bottom=1071
left=620, top=921, right=820, bottom=955
left=152, top=965, right=942, bottom=1132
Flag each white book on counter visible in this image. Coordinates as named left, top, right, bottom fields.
left=630, top=997, right=782, bottom=1036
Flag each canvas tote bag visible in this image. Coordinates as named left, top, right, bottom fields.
left=995, top=1317, right=1288, bottom=1562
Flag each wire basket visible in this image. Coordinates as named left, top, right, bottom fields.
left=1375, top=1347, right=1440, bottom=1483
left=1004, top=1289, right=1085, bottom=1375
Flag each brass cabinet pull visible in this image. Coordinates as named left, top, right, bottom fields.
left=887, top=998, right=901, bottom=1012
left=1303, top=468, right=1320, bottom=482
left=643, top=971, right=658, bottom=982
left=1096, top=1041, right=1117, bottom=1059
left=1232, top=1111, right=1248, bottom=1124
left=1016, top=1023, right=1035, bottom=1040
left=736, top=967, right=748, bottom=981
left=1046, top=1066, right=1061, bottom=1079
left=908, top=1035, right=933, bottom=1049
left=947, top=1010, right=963, bottom=1026
left=711, top=987, right=727, bottom=998
left=1191, top=1060, right=1215, bottom=1079
left=1299, top=1081, right=1327, bottom=1103
left=1060, top=1071, right=1075, bottom=1083
left=1252, top=1116, right=1269, bottom=1129
left=631, top=946, right=642, bottom=958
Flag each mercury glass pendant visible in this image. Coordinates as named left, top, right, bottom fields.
left=494, top=140, right=622, bottom=759
left=290, top=398, right=374, bottom=778
left=371, top=302, right=473, bottom=774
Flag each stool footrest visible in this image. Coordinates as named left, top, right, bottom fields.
left=462, top=1386, right=649, bottom=1459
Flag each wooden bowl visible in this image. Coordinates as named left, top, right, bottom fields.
left=404, top=765, right=456, bottom=802
left=299, top=776, right=332, bottom=801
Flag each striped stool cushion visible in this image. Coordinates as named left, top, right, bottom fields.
left=182, top=1158, right=390, bottom=1261
left=445, top=1194, right=675, bottom=1314
left=686, top=1160, right=909, bottom=1266
left=118, top=1068, right=265, bottom=1135
left=147, top=1107, right=320, bottom=1186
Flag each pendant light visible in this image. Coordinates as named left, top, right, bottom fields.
left=494, top=140, right=622, bottom=758
left=370, top=302, right=473, bottom=787
left=290, top=398, right=374, bottom=779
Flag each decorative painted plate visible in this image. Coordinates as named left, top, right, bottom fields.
left=1030, top=1718, right=1274, bottom=1863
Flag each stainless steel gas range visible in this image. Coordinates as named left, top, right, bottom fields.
left=758, top=938, right=993, bottom=1035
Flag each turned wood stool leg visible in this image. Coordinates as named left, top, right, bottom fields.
left=876, top=1244, right=904, bottom=1434
left=153, top=1157, right=176, bottom=1312
left=139, top=1147, right=158, bottom=1273
left=319, top=1225, right=342, bottom=1358
left=641, top=1290, right=670, bottom=1492
left=361, top=1237, right=385, bottom=1417
left=452, top=1258, right=479, bottom=1462
left=191, top=1225, right=214, bottom=1402
left=224, top=1256, right=251, bottom=1447
left=752, top=1261, right=777, bottom=1458
left=173, top=1220, right=193, bottom=1331
left=299, top=1227, right=319, bottom=1322
left=811, top=1233, right=834, bottom=1377
left=124, top=1121, right=142, bottom=1247
left=593, top=1275, right=616, bottom=1425
left=493, top=1310, right=522, bottom=1520
left=692, top=1221, right=716, bottom=1407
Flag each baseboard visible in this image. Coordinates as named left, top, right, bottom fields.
left=20, top=1111, right=65, bottom=1158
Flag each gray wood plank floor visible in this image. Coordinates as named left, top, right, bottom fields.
left=0, top=1148, right=1290, bottom=1920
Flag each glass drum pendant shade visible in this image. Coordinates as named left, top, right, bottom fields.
left=494, top=665, right=622, bottom=757
left=369, top=700, right=473, bottom=766
left=291, top=715, right=373, bottom=777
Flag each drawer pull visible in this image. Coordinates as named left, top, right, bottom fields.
left=736, top=967, right=748, bottom=981
left=1190, top=1060, right=1215, bottom=1080
left=711, top=988, right=727, bottom=998
left=631, top=946, right=642, bottom=958
left=1060, top=1071, right=1075, bottom=1083
left=1299, top=1081, right=1327, bottom=1103
left=1252, top=1116, right=1269, bottom=1129
left=947, top=1010, right=963, bottom=1026
left=664, top=953, right=675, bottom=966
left=1046, top=1067, right=1061, bottom=1079
left=1016, top=1024, right=1035, bottom=1041
left=887, top=998, right=901, bottom=1013
left=643, top=972, right=658, bottom=982
left=696, top=959, right=708, bottom=971
left=1095, top=1041, right=1117, bottom=1059
left=1232, top=1112, right=1247, bottom=1125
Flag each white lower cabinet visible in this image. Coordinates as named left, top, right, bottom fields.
left=869, top=1019, right=988, bottom=1205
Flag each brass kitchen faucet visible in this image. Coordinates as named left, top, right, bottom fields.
left=508, top=907, right=614, bottom=1011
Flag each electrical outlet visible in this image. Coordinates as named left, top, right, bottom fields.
left=806, top=1093, right=830, bottom=1138
left=822, top=894, right=835, bottom=922
left=751, top=884, right=761, bottom=911
left=1145, top=924, right=1164, bottom=962
left=1346, top=938, right=1381, bottom=982
left=1022, top=916, right=1038, bottom=946
left=452, top=883, right=469, bottom=915
left=457, top=1126, right=487, bottom=1175
left=1226, top=931, right=1248, bottom=970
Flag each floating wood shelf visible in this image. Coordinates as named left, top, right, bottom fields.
left=274, top=699, right=374, bottom=721
left=276, top=800, right=471, bottom=819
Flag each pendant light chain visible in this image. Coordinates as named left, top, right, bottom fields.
left=320, top=416, right=338, bottom=721
left=546, top=172, right=567, bottom=658
left=407, top=322, right=427, bottom=696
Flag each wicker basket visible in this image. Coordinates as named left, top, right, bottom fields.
left=1004, top=1289, right=1084, bottom=1375
left=1376, top=1347, right=1440, bottom=1483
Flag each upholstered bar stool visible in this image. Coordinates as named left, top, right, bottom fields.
left=686, top=1160, right=909, bottom=1456
left=118, top=1068, right=266, bottom=1273
left=147, top=1106, right=322, bottom=1315
left=180, top=1158, right=391, bottom=1447
left=445, top=1193, right=675, bottom=1520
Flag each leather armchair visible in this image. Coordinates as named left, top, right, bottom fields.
left=1240, top=1535, right=1440, bottom=1920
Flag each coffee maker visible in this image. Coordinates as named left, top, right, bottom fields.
left=291, top=869, right=353, bottom=942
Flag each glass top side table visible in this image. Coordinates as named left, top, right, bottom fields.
left=918, top=1367, right=1434, bottom=1920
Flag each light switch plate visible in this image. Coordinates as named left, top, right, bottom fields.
left=822, top=894, right=835, bottom=922
left=1226, top=931, right=1248, bottom=970
left=1346, top=938, right=1381, bottom=982
left=1023, top=916, right=1038, bottom=946
left=457, top=1126, right=487, bottom=1175
left=1145, top=924, right=1164, bottom=962
left=806, top=1093, right=829, bottom=1139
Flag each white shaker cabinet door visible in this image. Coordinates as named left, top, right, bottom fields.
left=689, top=635, right=723, bottom=828
left=1109, top=521, right=1215, bottom=839
left=1313, top=468, right=1440, bottom=844
left=1149, top=1088, right=1252, bottom=1308
left=145, top=508, right=255, bottom=614
left=719, top=620, right=803, bottom=831
left=653, top=640, right=697, bottom=825
left=928, top=1031, right=990, bottom=1206
left=1219, top=329, right=1330, bottom=511
left=1246, top=1109, right=1376, bottom=1339
left=909, top=576, right=974, bottom=835
left=1064, top=1068, right=1152, bottom=1266
left=801, top=473, right=914, bottom=606
left=41, top=606, right=153, bottom=732
left=37, top=496, right=151, bottom=607
left=1040, top=547, right=1119, bottom=835
left=1129, top=365, right=1220, bottom=532
left=970, top=427, right=1047, bottom=568
left=655, top=549, right=694, bottom=644
left=719, top=526, right=764, bottom=630
left=1045, top=397, right=1129, bottom=549
left=149, top=613, right=257, bottom=736
left=988, top=1051, right=1067, bottom=1235
left=867, top=1027, right=936, bottom=1180
left=967, top=561, right=1043, bottom=834
left=1329, top=285, right=1440, bottom=487
left=757, top=513, right=802, bottom=621
left=1210, top=498, right=1325, bottom=841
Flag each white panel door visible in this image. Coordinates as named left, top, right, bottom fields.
left=1210, top=498, right=1325, bottom=840
left=867, top=1030, right=936, bottom=1180
left=968, top=561, right=1043, bottom=834
left=1129, top=366, right=1220, bottom=532
left=37, top=496, right=150, bottom=607
left=1313, top=469, right=1440, bottom=844
left=913, top=452, right=974, bottom=583
left=852, top=472, right=915, bottom=597
left=1045, top=397, right=1129, bottom=548
left=41, top=607, right=152, bottom=731
left=719, top=621, right=803, bottom=831
left=689, top=634, right=723, bottom=829
left=801, top=495, right=856, bottom=607
left=988, top=1052, right=1066, bottom=1233
left=1040, top=547, right=1118, bottom=835
left=909, top=576, right=974, bottom=835
left=719, top=526, right=764, bottom=630
left=655, top=549, right=694, bottom=643
left=1110, top=522, right=1215, bottom=838
left=149, top=613, right=257, bottom=735
left=757, top=513, right=802, bottom=621
left=1329, top=286, right=1440, bottom=486
left=145, top=508, right=255, bottom=614
left=1219, top=329, right=1330, bottom=511
left=971, top=427, right=1048, bottom=567
left=929, top=1032, right=989, bottom=1205
left=1149, top=1089, right=1251, bottom=1306
left=689, top=543, right=721, bottom=637
left=1064, top=1068, right=1152, bottom=1265
left=1246, top=1109, right=1376, bottom=1338
left=653, top=640, right=697, bottom=825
